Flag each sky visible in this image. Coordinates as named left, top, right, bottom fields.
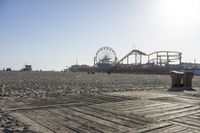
left=0, top=0, right=200, bottom=71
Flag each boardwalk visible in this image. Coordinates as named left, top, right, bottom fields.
left=2, top=91, right=200, bottom=133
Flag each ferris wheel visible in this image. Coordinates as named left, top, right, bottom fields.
left=94, top=47, right=118, bottom=65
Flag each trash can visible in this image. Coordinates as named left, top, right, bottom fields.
left=183, top=71, right=194, bottom=90
left=169, top=71, right=184, bottom=91
left=170, top=71, right=184, bottom=87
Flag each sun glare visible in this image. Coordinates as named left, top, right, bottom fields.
left=156, top=0, right=200, bottom=28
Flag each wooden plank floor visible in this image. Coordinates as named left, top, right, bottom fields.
left=3, top=91, right=200, bottom=133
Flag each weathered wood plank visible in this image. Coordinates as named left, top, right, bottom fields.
left=71, top=106, right=143, bottom=128
left=172, top=121, right=200, bottom=131
left=101, top=93, right=138, bottom=101
left=70, top=95, right=106, bottom=104
left=115, top=102, right=171, bottom=112
left=22, top=110, right=77, bottom=133
left=61, top=107, right=133, bottom=132
left=146, top=106, right=200, bottom=118
left=134, top=105, right=192, bottom=115
left=95, top=100, right=154, bottom=109
left=146, top=125, right=186, bottom=133
left=194, top=113, right=200, bottom=117
left=33, top=109, right=100, bottom=133
left=81, top=94, right=133, bottom=102
left=178, top=128, right=200, bottom=133
left=2, top=101, right=87, bottom=111
left=83, top=105, right=149, bottom=125
left=50, top=108, right=120, bottom=133
left=172, top=116, right=200, bottom=129
left=136, top=122, right=174, bottom=133
left=187, top=114, right=200, bottom=120
left=3, top=92, right=200, bottom=133
left=123, top=103, right=174, bottom=112
left=158, top=109, right=200, bottom=121
left=11, top=112, right=54, bottom=133
left=179, top=95, right=200, bottom=101
left=174, top=97, right=200, bottom=104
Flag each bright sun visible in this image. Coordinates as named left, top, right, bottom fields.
left=156, top=0, right=200, bottom=27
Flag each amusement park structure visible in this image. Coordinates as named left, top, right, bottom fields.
left=93, top=46, right=182, bottom=74
left=114, top=50, right=182, bottom=67
left=94, top=47, right=118, bottom=70
left=70, top=46, right=184, bottom=74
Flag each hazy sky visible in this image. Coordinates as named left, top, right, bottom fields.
left=0, top=0, right=200, bottom=71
